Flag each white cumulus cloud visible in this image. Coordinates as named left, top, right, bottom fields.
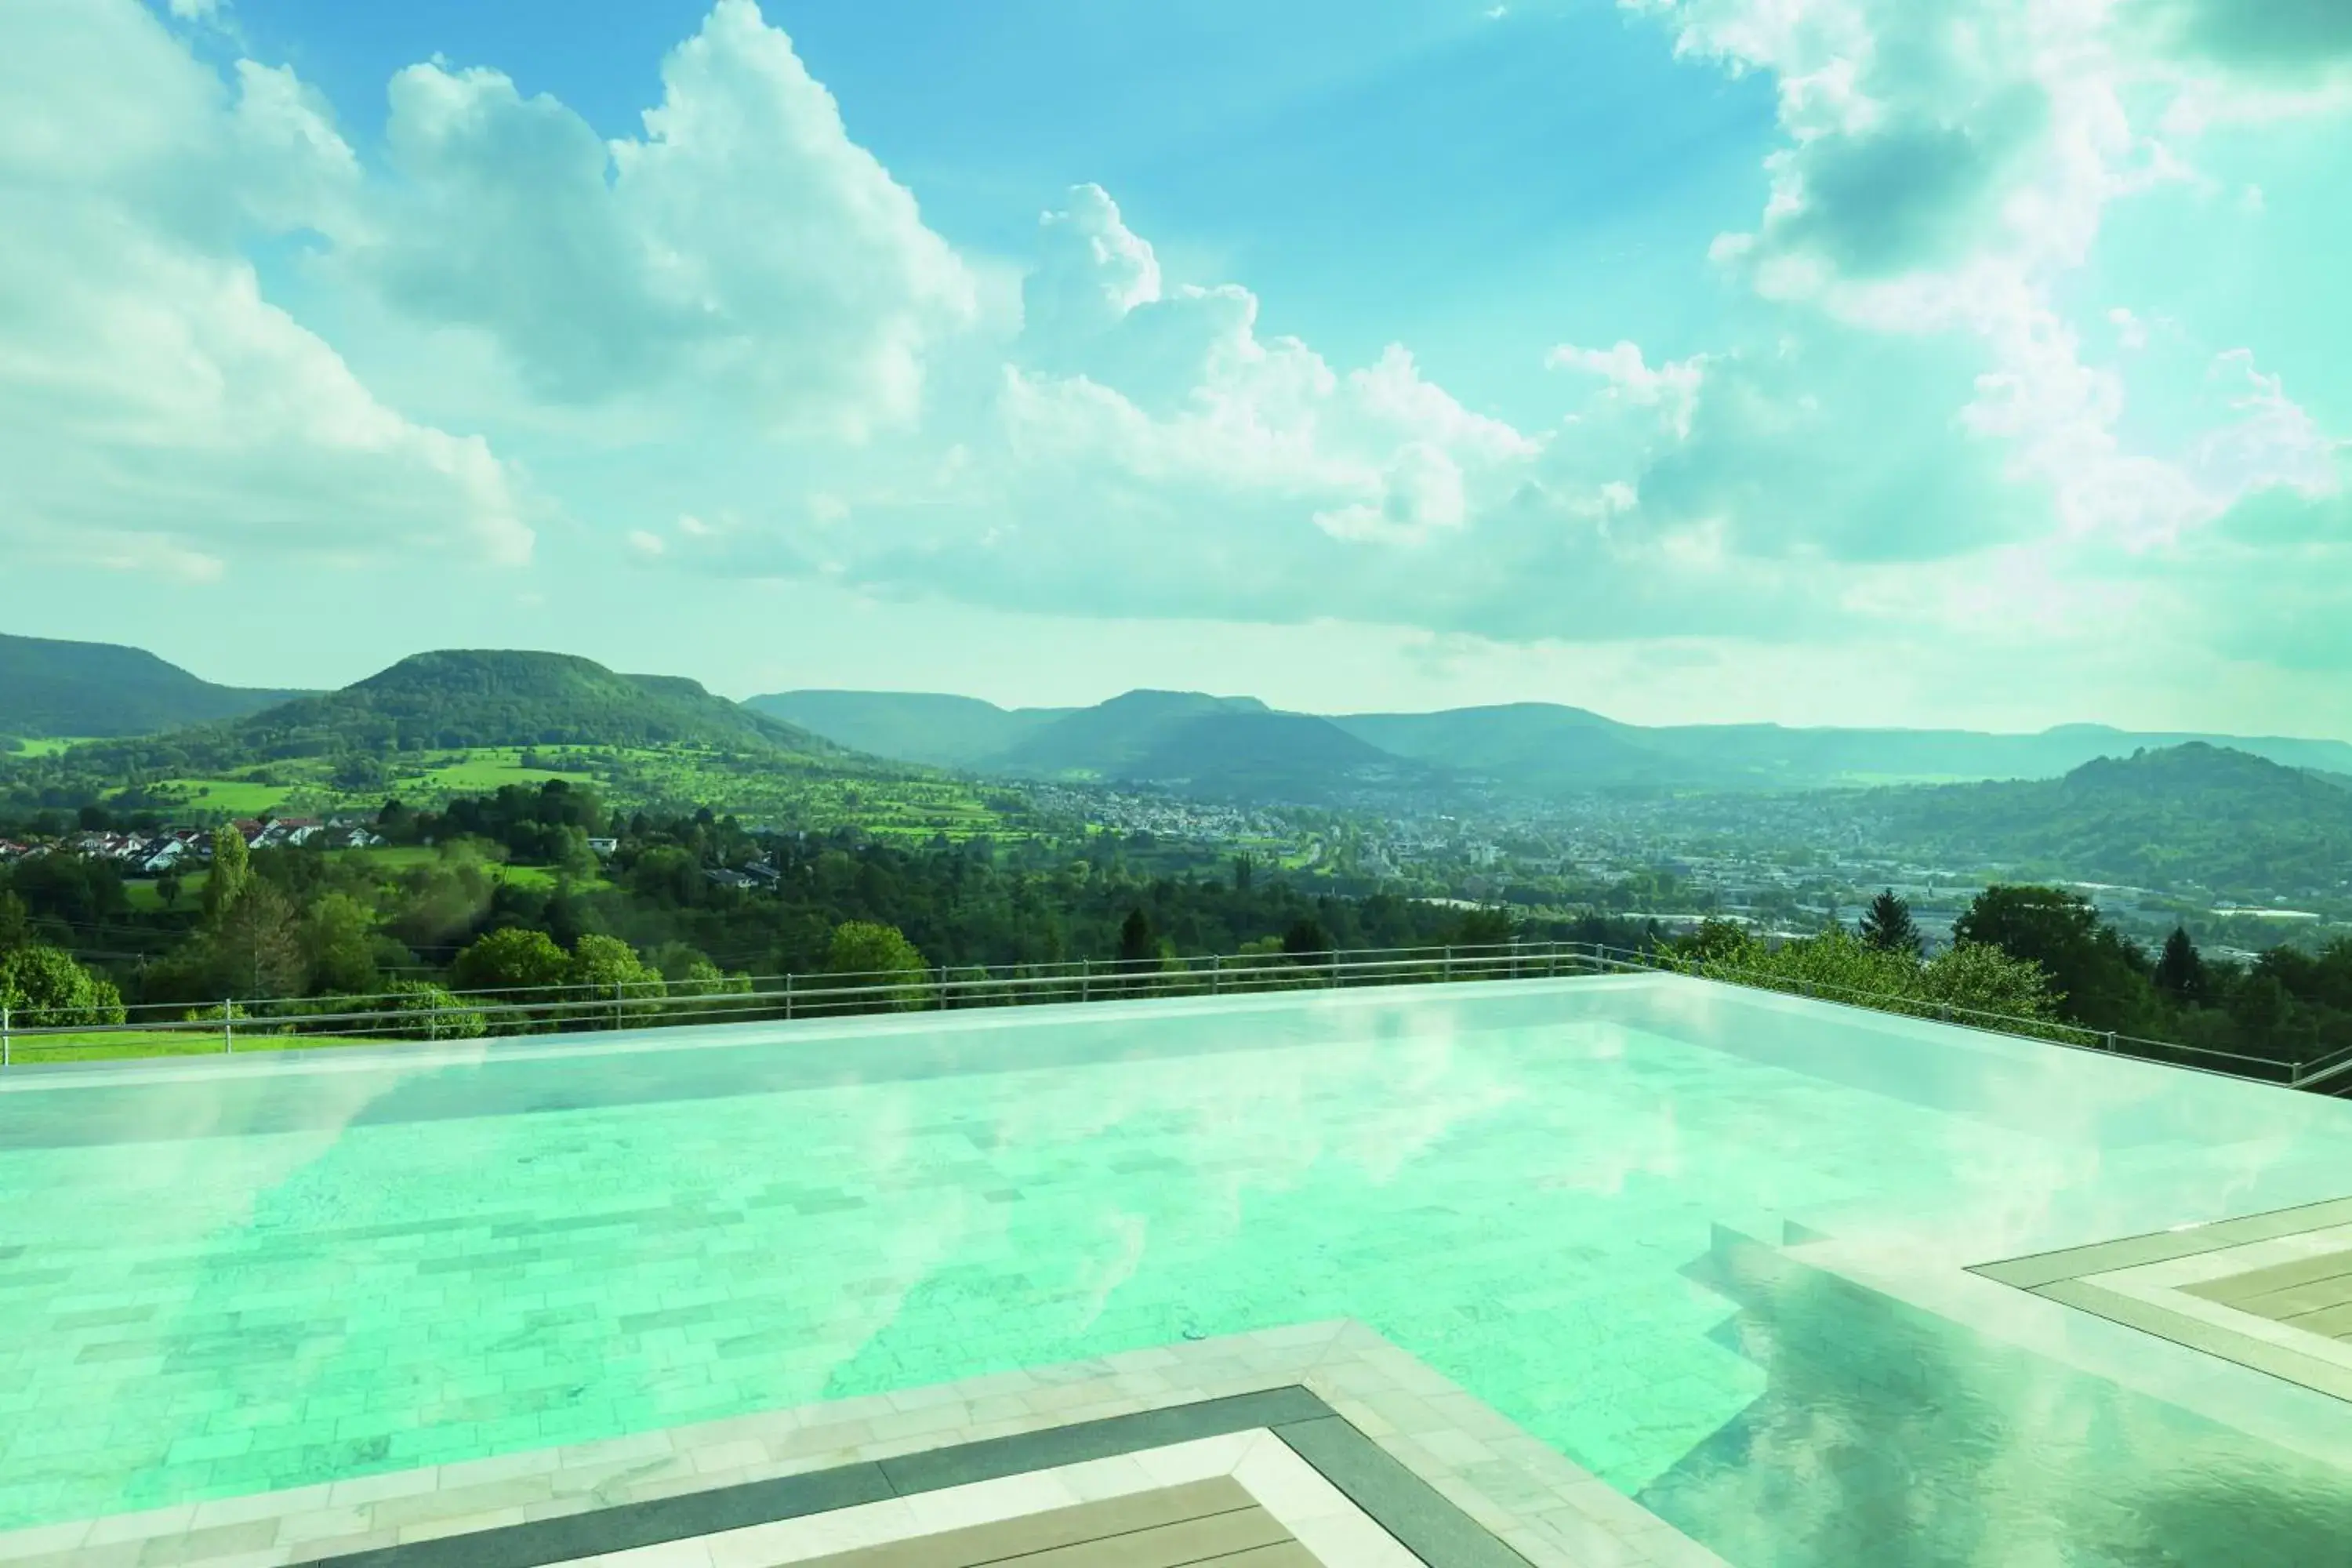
left=0, top=0, right=530, bottom=579
left=339, top=0, right=975, bottom=439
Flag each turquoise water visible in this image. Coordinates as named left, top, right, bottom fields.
left=3, top=975, right=2350, bottom=1563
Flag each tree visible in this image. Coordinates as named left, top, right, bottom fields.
left=0, top=891, right=27, bottom=953
left=451, top=927, right=569, bottom=995
left=2154, top=927, right=2207, bottom=1004
left=1857, top=890, right=1922, bottom=956
left=0, top=946, right=127, bottom=1026
left=1117, top=907, right=1156, bottom=967
left=155, top=871, right=183, bottom=910
left=202, top=825, right=250, bottom=923
left=1282, top=916, right=1332, bottom=958
left=826, top=920, right=929, bottom=1011
left=1677, top=918, right=1756, bottom=964
left=302, top=892, right=380, bottom=996
left=1917, top=942, right=2058, bottom=1022
left=1953, top=884, right=2152, bottom=1032
left=1449, top=907, right=1517, bottom=949
left=567, top=934, right=666, bottom=1026
left=212, top=880, right=305, bottom=998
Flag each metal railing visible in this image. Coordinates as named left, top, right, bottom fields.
left=0, top=939, right=2334, bottom=1093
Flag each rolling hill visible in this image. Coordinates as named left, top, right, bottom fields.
left=222, top=650, right=838, bottom=758
left=51, top=650, right=842, bottom=775
left=749, top=688, right=1437, bottom=801
left=992, top=691, right=1436, bottom=800
left=1849, top=744, right=2352, bottom=894
left=745, top=691, right=1074, bottom=768
left=1331, top=703, right=1715, bottom=791
left=0, top=632, right=307, bottom=739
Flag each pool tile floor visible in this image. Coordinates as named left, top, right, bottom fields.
left=0, top=1322, right=1722, bottom=1568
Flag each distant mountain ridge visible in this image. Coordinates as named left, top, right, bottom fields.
left=13, top=629, right=2350, bottom=804
left=745, top=691, right=1073, bottom=768
left=748, top=688, right=1435, bottom=801
left=755, top=687, right=2352, bottom=797
left=0, top=632, right=307, bottom=739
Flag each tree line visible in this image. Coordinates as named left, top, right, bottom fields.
left=3, top=781, right=2347, bottom=1079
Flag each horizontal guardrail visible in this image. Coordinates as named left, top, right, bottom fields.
left=0, top=939, right=2330, bottom=1093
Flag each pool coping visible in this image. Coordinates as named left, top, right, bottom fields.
left=303, top=1390, right=1493, bottom=1568
left=1969, top=1197, right=2352, bottom=1405
left=0, top=1320, right=1725, bottom=1568
left=0, top=975, right=1672, bottom=1087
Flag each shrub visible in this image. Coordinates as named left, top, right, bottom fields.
left=825, top=921, right=931, bottom=1011
left=567, top=934, right=666, bottom=1026
left=1, top=946, right=127, bottom=1027
left=379, top=980, right=488, bottom=1041
left=1668, top=925, right=2063, bottom=1035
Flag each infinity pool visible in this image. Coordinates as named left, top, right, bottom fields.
left=3, top=975, right=2349, bottom=1563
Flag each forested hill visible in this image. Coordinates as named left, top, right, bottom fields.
left=745, top=691, right=1074, bottom=768
left=0, top=632, right=306, bottom=739
left=60, top=651, right=844, bottom=772
left=1852, top=743, right=2352, bottom=894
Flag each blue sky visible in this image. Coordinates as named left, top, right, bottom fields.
left=2, top=0, right=2349, bottom=735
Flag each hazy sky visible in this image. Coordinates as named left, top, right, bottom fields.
left=3, top=0, right=2348, bottom=732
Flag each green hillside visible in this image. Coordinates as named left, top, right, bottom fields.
left=1853, top=744, right=2352, bottom=894
left=0, top=631, right=307, bottom=739
left=1119, top=710, right=1428, bottom=800
left=993, top=690, right=1273, bottom=776
left=746, top=690, right=1073, bottom=768
left=2, top=652, right=845, bottom=806
left=1334, top=703, right=1710, bottom=791
left=180, top=650, right=834, bottom=764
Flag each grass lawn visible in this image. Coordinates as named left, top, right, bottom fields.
left=494, top=862, right=610, bottom=891
left=15, top=737, right=94, bottom=758
left=141, top=778, right=291, bottom=814
left=28, top=740, right=1035, bottom=840
left=337, top=845, right=438, bottom=871
left=6, top=1029, right=401, bottom=1064
left=122, top=871, right=209, bottom=912
left=325, top=846, right=608, bottom=892
left=412, top=750, right=584, bottom=793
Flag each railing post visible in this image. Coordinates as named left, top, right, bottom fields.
left=1443, top=946, right=1453, bottom=982
left=2, top=1003, right=9, bottom=1069
left=612, top=979, right=622, bottom=1032
left=784, top=972, right=794, bottom=1021
left=937, top=965, right=948, bottom=1011
left=1080, top=958, right=1091, bottom=1004
left=2103, top=1030, right=2117, bottom=1052
left=1210, top=953, right=1221, bottom=996
left=1330, top=949, right=1339, bottom=989
left=223, top=998, right=234, bottom=1054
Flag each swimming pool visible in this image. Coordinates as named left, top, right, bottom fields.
left=3, top=974, right=2349, bottom=1563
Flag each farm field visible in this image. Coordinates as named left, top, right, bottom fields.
left=83, top=746, right=1029, bottom=840
left=13, top=738, right=93, bottom=758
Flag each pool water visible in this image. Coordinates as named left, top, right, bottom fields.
left=3, top=975, right=2349, bottom=1564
